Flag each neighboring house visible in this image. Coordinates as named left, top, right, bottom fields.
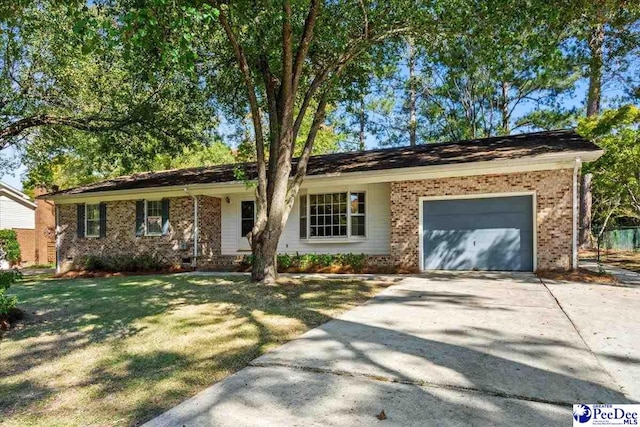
left=41, top=130, right=603, bottom=273
left=0, top=182, right=55, bottom=265
left=0, top=182, right=36, bottom=264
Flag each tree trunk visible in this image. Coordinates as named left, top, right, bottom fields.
left=407, top=38, right=417, bottom=146
left=251, top=230, right=280, bottom=284
left=500, top=81, right=510, bottom=134
left=580, top=23, right=604, bottom=249
left=359, top=98, right=366, bottom=151
left=586, top=23, right=604, bottom=117
left=579, top=173, right=593, bottom=248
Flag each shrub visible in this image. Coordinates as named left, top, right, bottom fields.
left=242, top=253, right=368, bottom=273
left=0, top=230, right=21, bottom=264
left=80, top=253, right=165, bottom=272
left=83, top=255, right=106, bottom=272
left=0, top=269, right=20, bottom=317
left=0, top=289, right=17, bottom=316
left=0, top=270, right=22, bottom=290
left=277, top=254, right=293, bottom=269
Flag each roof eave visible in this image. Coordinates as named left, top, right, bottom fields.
left=41, top=149, right=603, bottom=203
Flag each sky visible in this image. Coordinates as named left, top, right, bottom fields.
left=0, top=73, right=628, bottom=193
left=1, top=146, right=26, bottom=191
left=0, top=84, right=590, bottom=192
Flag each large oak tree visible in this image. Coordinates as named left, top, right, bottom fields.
left=105, top=0, right=458, bottom=282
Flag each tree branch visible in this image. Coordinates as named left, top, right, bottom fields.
left=218, top=6, right=268, bottom=219
left=287, top=94, right=328, bottom=209
left=292, top=0, right=320, bottom=95
left=0, top=115, right=132, bottom=148
left=293, top=26, right=411, bottom=142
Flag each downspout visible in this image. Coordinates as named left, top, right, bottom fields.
left=55, top=205, right=60, bottom=274
left=573, top=157, right=582, bottom=270
left=184, top=188, right=199, bottom=269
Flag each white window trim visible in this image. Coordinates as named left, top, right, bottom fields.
left=237, top=199, right=256, bottom=250
left=301, top=191, right=367, bottom=242
left=145, top=200, right=163, bottom=237
left=417, top=191, right=537, bottom=271
left=85, top=203, right=101, bottom=238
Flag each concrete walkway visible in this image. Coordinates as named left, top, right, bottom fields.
left=144, top=273, right=638, bottom=426
left=581, top=259, right=640, bottom=286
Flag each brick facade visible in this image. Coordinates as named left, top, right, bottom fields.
left=57, top=196, right=222, bottom=271
left=56, top=169, right=574, bottom=272
left=389, top=169, right=574, bottom=271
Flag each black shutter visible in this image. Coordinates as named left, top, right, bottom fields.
left=99, top=202, right=107, bottom=238
left=135, top=200, right=145, bottom=236
left=77, top=204, right=85, bottom=238
left=161, top=199, right=170, bottom=235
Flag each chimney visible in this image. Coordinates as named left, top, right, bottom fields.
left=34, top=185, right=48, bottom=198
left=34, top=185, right=56, bottom=265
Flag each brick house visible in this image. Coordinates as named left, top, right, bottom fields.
left=40, top=130, right=602, bottom=273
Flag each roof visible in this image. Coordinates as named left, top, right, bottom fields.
left=0, top=182, right=36, bottom=209
left=41, top=129, right=601, bottom=198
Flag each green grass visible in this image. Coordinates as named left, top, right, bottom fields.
left=0, top=274, right=389, bottom=426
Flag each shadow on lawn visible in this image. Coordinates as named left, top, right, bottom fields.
left=1, top=275, right=379, bottom=424
left=4, top=274, right=633, bottom=426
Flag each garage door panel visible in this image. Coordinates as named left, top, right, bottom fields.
left=423, top=196, right=533, bottom=271
left=426, top=213, right=533, bottom=231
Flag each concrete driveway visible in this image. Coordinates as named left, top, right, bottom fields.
left=145, top=273, right=639, bottom=426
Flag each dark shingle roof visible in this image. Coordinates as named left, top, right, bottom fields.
left=42, top=129, right=600, bottom=198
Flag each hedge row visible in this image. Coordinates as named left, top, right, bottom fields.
left=241, top=253, right=368, bottom=273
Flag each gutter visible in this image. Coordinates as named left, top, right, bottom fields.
left=55, top=205, right=60, bottom=274
left=40, top=149, right=605, bottom=204
left=184, top=188, right=199, bottom=268
left=573, top=157, right=581, bottom=270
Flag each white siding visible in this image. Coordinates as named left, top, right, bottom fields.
left=221, top=183, right=391, bottom=255
left=0, top=195, right=35, bottom=229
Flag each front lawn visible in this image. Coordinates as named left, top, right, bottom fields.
left=0, top=274, right=389, bottom=426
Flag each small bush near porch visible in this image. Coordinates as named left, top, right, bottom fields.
left=0, top=274, right=390, bottom=426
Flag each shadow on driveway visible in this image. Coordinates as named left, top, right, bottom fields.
left=145, top=274, right=632, bottom=426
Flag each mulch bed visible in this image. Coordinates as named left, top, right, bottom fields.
left=536, top=268, right=618, bottom=284
left=0, top=307, right=25, bottom=336
left=54, top=267, right=190, bottom=279
left=232, top=264, right=418, bottom=275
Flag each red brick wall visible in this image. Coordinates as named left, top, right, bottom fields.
left=57, top=196, right=222, bottom=271
left=14, top=228, right=36, bottom=263
left=389, top=169, right=574, bottom=271
left=55, top=169, right=574, bottom=272
left=34, top=187, right=56, bottom=264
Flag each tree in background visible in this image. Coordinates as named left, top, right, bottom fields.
left=414, top=2, right=579, bottom=141
left=579, top=105, right=640, bottom=244
left=1, top=2, right=220, bottom=190
left=342, top=2, right=583, bottom=146
left=571, top=1, right=640, bottom=246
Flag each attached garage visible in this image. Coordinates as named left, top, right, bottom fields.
left=420, top=194, right=535, bottom=271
